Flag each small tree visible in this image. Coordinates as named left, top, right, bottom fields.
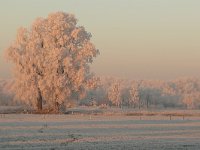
left=5, top=12, right=99, bottom=111
left=129, top=81, right=140, bottom=108
left=108, top=80, right=122, bottom=107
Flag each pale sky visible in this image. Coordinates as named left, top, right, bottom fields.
left=0, top=0, right=200, bottom=80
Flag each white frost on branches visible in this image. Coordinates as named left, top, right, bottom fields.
left=129, top=81, right=140, bottom=108
left=5, top=12, right=99, bottom=110
left=108, top=79, right=122, bottom=107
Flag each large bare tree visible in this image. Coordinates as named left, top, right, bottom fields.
left=5, top=12, right=99, bottom=111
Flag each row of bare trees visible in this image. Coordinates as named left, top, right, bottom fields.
left=81, top=77, right=200, bottom=109
left=1, top=77, right=200, bottom=110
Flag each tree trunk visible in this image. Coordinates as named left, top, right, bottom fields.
left=146, top=95, right=149, bottom=109
left=37, top=88, right=43, bottom=111
left=139, top=100, right=141, bottom=110
left=55, top=102, right=59, bottom=112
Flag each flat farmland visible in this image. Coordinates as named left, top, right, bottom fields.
left=0, top=113, right=200, bottom=150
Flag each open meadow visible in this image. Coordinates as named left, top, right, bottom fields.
left=1, top=109, right=200, bottom=150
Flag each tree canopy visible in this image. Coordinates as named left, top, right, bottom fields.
left=5, top=12, right=99, bottom=111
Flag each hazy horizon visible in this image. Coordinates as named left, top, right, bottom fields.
left=1, top=0, right=200, bottom=80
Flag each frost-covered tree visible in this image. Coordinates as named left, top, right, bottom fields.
left=129, top=81, right=140, bottom=108
left=108, top=79, right=122, bottom=107
left=5, top=12, right=99, bottom=111
left=173, top=78, right=199, bottom=109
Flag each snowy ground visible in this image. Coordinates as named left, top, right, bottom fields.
left=0, top=113, right=200, bottom=150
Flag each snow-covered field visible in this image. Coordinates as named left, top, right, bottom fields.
left=0, top=113, right=200, bottom=150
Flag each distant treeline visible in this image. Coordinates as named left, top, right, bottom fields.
left=0, top=79, right=15, bottom=106
left=0, top=77, right=200, bottom=109
left=81, top=77, right=200, bottom=109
